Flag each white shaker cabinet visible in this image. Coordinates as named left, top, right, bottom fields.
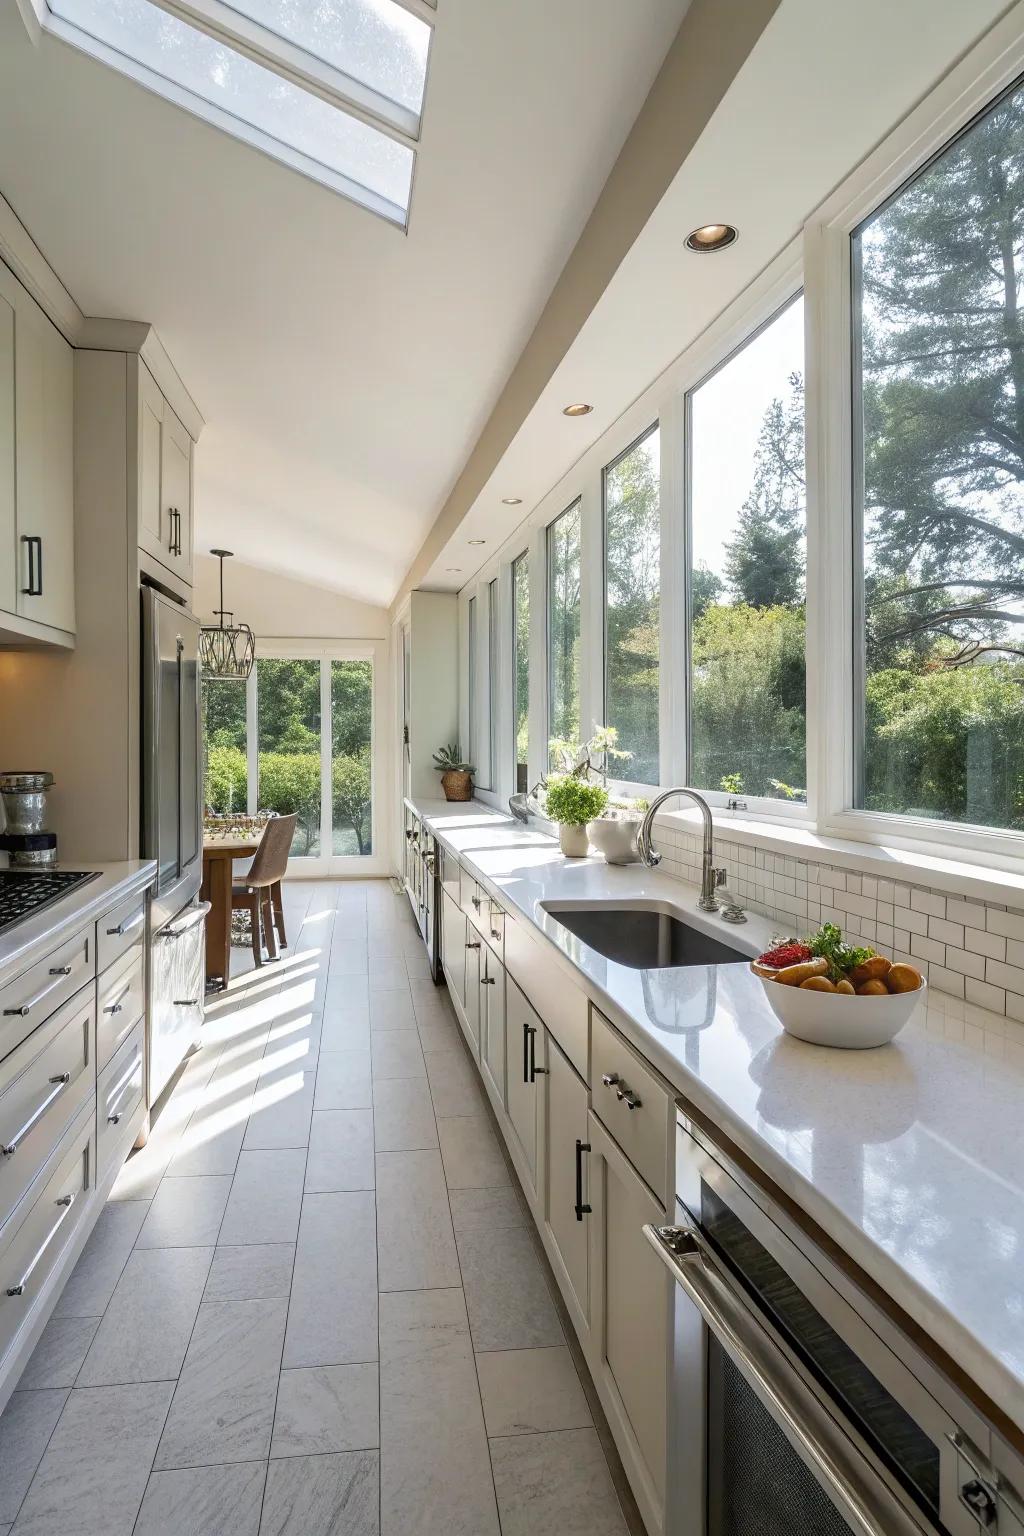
left=136, top=358, right=194, bottom=587
left=0, top=260, right=74, bottom=640
left=480, top=941, right=506, bottom=1112
left=542, top=1031, right=591, bottom=1337
left=505, top=975, right=542, bottom=1205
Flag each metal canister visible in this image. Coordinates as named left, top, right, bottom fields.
left=0, top=772, right=55, bottom=836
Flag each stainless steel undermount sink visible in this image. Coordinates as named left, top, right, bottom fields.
left=543, top=903, right=751, bottom=970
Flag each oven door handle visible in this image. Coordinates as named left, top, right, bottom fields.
left=642, top=1224, right=930, bottom=1536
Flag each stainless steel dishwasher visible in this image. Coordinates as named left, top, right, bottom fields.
left=645, top=1110, right=1024, bottom=1536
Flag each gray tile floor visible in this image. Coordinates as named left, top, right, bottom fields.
left=0, top=879, right=633, bottom=1536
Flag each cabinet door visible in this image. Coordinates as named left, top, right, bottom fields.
left=480, top=944, right=505, bottom=1110
left=462, top=932, right=481, bottom=1056
left=543, top=1032, right=590, bottom=1329
left=137, top=362, right=164, bottom=561
left=0, top=291, right=13, bottom=616
left=161, top=404, right=193, bottom=582
left=505, top=976, right=540, bottom=1201
left=13, top=296, right=73, bottom=633
left=587, top=1111, right=669, bottom=1526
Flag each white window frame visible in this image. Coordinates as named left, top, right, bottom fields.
left=546, top=498, right=582, bottom=769
left=244, top=637, right=389, bottom=877
left=805, top=4, right=1024, bottom=869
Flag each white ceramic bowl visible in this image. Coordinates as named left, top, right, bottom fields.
left=586, top=817, right=640, bottom=865
left=757, top=972, right=926, bottom=1049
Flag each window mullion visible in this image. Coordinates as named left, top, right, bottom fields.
left=660, top=390, right=687, bottom=791
left=246, top=666, right=258, bottom=817
left=320, top=657, right=332, bottom=862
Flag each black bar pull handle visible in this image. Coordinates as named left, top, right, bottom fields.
left=574, top=1139, right=592, bottom=1221
left=20, top=535, right=42, bottom=596
left=522, top=1021, right=530, bottom=1084
left=527, top=1025, right=547, bottom=1082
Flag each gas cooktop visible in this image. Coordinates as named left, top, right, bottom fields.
left=0, top=870, right=99, bottom=937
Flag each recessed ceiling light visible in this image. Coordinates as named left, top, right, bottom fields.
left=685, top=223, right=738, bottom=253
left=501, top=497, right=522, bottom=506
left=562, top=403, right=593, bottom=417
left=469, top=539, right=487, bottom=546
left=446, top=567, right=462, bottom=573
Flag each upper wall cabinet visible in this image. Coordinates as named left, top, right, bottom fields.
left=136, top=359, right=194, bottom=588
left=0, top=261, right=74, bottom=643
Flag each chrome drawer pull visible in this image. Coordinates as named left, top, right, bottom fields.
left=2, top=1073, right=72, bottom=1156
left=7, top=1193, right=76, bottom=1297
left=602, top=1072, right=620, bottom=1088
left=105, top=910, right=144, bottom=938
left=3, top=970, right=72, bottom=1017
left=173, top=998, right=200, bottom=1007
left=624, top=1091, right=642, bottom=1110
left=102, top=981, right=133, bottom=1016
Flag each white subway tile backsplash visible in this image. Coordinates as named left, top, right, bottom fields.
left=876, top=879, right=895, bottom=903
left=986, top=958, right=1024, bottom=995
left=987, top=909, right=1024, bottom=942
left=967, top=978, right=1006, bottom=1012
left=911, top=888, right=946, bottom=919
left=946, top=898, right=987, bottom=931
left=930, top=966, right=965, bottom=999
left=894, top=905, right=928, bottom=937
left=845, top=893, right=877, bottom=922
left=861, top=876, right=878, bottom=900
left=911, top=934, right=946, bottom=966
left=930, top=918, right=965, bottom=949
left=1006, top=938, right=1024, bottom=969
left=945, top=947, right=986, bottom=981
left=972, top=928, right=1006, bottom=962
left=894, top=928, right=910, bottom=950
left=846, top=874, right=862, bottom=898
left=876, top=901, right=894, bottom=927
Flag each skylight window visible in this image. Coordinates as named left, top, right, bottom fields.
left=40, top=0, right=428, bottom=226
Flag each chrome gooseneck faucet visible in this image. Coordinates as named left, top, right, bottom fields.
left=637, top=787, right=722, bottom=913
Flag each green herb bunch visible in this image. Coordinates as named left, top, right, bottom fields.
left=543, top=775, right=609, bottom=827
left=806, top=922, right=875, bottom=983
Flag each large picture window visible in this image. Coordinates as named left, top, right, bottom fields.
left=467, top=594, right=477, bottom=780
left=547, top=500, right=581, bottom=764
left=512, top=552, right=530, bottom=793
left=853, top=78, right=1024, bottom=832
left=688, top=296, right=806, bottom=803
left=604, top=426, right=660, bottom=785
left=487, top=577, right=498, bottom=790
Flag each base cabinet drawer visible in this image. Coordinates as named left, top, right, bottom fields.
left=96, top=950, right=145, bottom=1072
left=0, top=927, right=92, bottom=1060
left=0, top=989, right=94, bottom=1228
left=590, top=1008, right=672, bottom=1203
left=97, top=1022, right=145, bottom=1182
left=505, top=913, right=588, bottom=1078
left=505, top=978, right=541, bottom=1203
left=96, top=892, right=146, bottom=974
left=542, top=1032, right=590, bottom=1332
left=0, top=1100, right=94, bottom=1373
left=441, top=892, right=467, bottom=1011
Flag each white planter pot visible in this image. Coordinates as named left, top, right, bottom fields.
left=586, top=817, right=640, bottom=865
left=558, top=822, right=590, bottom=858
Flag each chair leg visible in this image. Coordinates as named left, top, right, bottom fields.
left=263, top=889, right=279, bottom=961
left=272, top=881, right=287, bottom=949
left=249, top=893, right=263, bottom=969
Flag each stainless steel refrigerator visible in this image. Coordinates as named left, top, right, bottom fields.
left=141, top=585, right=208, bottom=1105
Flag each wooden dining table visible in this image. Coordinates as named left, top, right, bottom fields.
left=201, top=834, right=260, bottom=989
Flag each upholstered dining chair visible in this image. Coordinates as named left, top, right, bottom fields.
left=230, top=813, right=296, bottom=966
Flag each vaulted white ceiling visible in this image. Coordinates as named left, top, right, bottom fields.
left=0, top=0, right=690, bottom=606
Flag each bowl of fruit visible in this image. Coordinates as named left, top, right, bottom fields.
left=752, top=925, right=926, bottom=1049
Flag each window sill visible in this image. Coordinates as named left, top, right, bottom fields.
left=653, top=806, right=1024, bottom=909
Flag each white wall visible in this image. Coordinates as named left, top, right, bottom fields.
left=195, top=554, right=388, bottom=640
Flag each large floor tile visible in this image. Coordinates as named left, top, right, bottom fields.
left=17, top=1317, right=99, bottom=1392
left=456, top=1225, right=562, bottom=1352
left=417, top=1016, right=462, bottom=1056
left=259, top=1451, right=378, bottom=1536
left=283, top=1192, right=377, bottom=1368
left=319, top=1012, right=370, bottom=1053
left=305, top=1111, right=374, bottom=1192
left=372, top=1079, right=437, bottom=1152
left=313, top=1050, right=372, bottom=1111
left=476, top=1347, right=592, bottom=1437
left=271, top=1364, right=378, bottom=1457
left=243, top=1067, right=316, bottom=1150
left=154, top=1298, right=288, bottom=1469
left=203, top=1244, right=295, bottom=1302
left=448, top=1187, right=525, bottom=1237
left=0, top=1391, right=68, bottom=1523
left=136, top=1175, right=232, bottom=1249
left=370, top=1032, right=425, bottom=1082
left=52, top=1200, right=149, bottom=1318
left=77, top=1246, right=213, bottom=1387
left=425, top=1048, right=487, bottom=1119
left=488, top=1428, right=628, bottom=1536
left=368, top=993, right=416, bottom=1032
left=367, top=959, right=410, bottom=993
left=375, top=1151, right=459, bottom=1292
left=134, top=1461, right=266, bottom=1536
left=218, top=1149, right=306, bottom=1245
left=437, top=1115, right=510, bottom=1189
left=11, top=1381, right=173, bottom=1536
left=378, top=1289, right=498, bottom=1536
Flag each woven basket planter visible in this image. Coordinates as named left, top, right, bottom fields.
left=440, top=770, right=473, bottom=801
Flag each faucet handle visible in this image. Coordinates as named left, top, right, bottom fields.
left=714, top=867, right=748, bottom=924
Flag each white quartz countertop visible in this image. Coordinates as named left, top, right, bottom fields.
left=0, top=860, right=157, bottom=985
left=410, top=796, right=1024, bottom=1436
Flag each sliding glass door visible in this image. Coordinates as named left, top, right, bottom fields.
left=202, top=644, right=380, bottom=874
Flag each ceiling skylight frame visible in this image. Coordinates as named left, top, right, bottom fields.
left=21, top=0, right=433, bottom=229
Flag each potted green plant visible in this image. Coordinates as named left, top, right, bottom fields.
left=433, top=744, right=475, bottom=802
left=543, top=774, right=609, bottom=857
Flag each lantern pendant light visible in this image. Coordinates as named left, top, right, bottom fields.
left=199, top=549, right=256, bottom=681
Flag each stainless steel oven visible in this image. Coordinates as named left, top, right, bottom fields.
left=645, top=1113, right=1023, bottom=1536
